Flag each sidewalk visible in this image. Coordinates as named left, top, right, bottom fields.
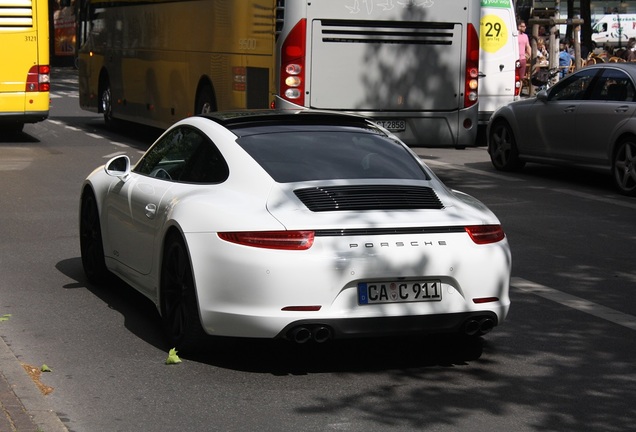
left=0, top=336, right=67, bottom=432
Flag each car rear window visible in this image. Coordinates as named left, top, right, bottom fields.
left=235, top=128, right=429, bottom=183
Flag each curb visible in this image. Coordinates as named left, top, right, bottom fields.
left=0, top=336, right=68, bottom=432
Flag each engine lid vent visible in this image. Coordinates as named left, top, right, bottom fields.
left=294, top=185, right=444, bottom=212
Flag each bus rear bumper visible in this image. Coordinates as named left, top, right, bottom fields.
left=0, top=111, right=49, bottom=124
left=274, top=97, right=477, bottom=148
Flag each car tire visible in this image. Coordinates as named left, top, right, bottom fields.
left=488, top=120, right=525, bottom=171
left=79, top=188, right=109, bottom=284
left=612, top=138, right=636, bottom=196
left=100, top=79, right=114, bottom=127
left=160, top=233, right=208, bottom=353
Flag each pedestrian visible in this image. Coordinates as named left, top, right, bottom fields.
left=558, top=43, right=575, bottom=78
left=518, top=20, right=531, bottom=83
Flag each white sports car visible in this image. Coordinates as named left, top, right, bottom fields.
left=80, top=111, right=511, bottom=353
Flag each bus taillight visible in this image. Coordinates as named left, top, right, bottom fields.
left=464, top=23, right=479, bottom=108
left=280, top=19, right=306, bottom=104
left=26, top=65, right=50, bottom=93
left=233, top=67, right=246, bottom=91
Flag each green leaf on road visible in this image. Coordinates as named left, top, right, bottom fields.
left=41, top=364, right=52, bottom=372
left=165, top=348, right=182, bottom=365
left=0, top=314, right=11, bottom=322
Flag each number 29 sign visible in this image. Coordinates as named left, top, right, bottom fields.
left=480, top=14, right=508, bottom=53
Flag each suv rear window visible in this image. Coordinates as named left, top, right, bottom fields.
left=235, top=128, right=429, bottom=183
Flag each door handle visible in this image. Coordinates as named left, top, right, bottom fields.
left=145, top=203, right=157, bottom=219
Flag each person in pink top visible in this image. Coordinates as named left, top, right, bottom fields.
left=518, top=20, right=531, bottom=82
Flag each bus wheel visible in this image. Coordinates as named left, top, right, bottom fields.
left=195, top=84, right=216, bottom=115
left=100, top=81, right=113, bottom=127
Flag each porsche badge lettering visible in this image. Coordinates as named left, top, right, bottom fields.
left=349, top=241, right=447, bottom=248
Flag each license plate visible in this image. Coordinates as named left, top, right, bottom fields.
left=375, top=119, right=406, bottom=132
left=358, top=280, right=442, bottom=305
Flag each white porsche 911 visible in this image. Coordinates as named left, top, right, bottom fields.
left=80, top=111, right=511, bottom=353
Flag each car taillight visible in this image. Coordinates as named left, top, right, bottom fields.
left=464, top=23, right=479, bottom=108
left=26, top=65, right=50, bottom=92
left=218, top=230, right=315, bottom=250
left=514, top=59, right=521, bottom=96
left=465, top=225, right=505, bottom=244
left=280, top=19, right=306, bottom=104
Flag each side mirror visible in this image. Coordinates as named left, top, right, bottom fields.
left=536, top=90, right=549, bottom=101
left=105, top=155, right=131, bottom=180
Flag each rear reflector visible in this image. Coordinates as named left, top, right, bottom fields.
left=218, top=230, right=315, bottom=250
left=465, top=225, right=505, bottom=244
left=282, top=306, right=322, bottom=311
left=473, top=297, right=499, bottom=304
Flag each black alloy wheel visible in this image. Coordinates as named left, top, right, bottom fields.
left=160, top=233, right=207, bottom=353
left=613, top=139, right=636, bottom=196
left=79, top=189, right=109, bottom=284
left=488, top=120, right=525, bottom=171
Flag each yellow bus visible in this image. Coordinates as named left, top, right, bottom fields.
left=0, top=0, right=50, bottom=134
left=77, top=0, right=277, bottom=129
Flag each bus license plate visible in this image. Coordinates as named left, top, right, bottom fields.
left=358, top=280, right=442, bottom=305
left=375, top=120, right=406, bottom=132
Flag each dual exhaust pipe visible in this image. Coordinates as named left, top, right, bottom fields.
left=288, top=317, right=495, bottom=342
left=289, top=325, right=332, bottom=344
left=463, top=317, right=495, bottom=336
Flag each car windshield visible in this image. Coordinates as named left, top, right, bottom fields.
left=235, top=128, right=429, bottom=183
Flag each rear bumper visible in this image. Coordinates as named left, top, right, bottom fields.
left=0, top=111, right=49, bottom=124
left=274, top=96, right=478, bottom=147
left=276, top=311, right=500, bottom=340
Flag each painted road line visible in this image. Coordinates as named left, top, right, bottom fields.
left=551, top=188, right=636, bottom=210
left=423, top=158, right=525, bottom=182
left=103, top=151, right=127, bottom=159
left=512, top=277, right=636, bottom=331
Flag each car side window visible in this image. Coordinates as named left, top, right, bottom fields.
left=590, top=69, right=635, bottom=102
left=549, top=69, right=598, bottom=101
left=133, top=126, right=229, bottom=184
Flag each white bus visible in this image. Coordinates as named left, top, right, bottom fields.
left=275, top=0, right=481, bottom=147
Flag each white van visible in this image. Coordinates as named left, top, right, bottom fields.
left=478, top=0, right=520, bottom=130
left=592, top=14, right=636, bottom=47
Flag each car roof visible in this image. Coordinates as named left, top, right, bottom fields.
left=585, top=62, right=636, bottom=73
left=197, top=110, right=377, bottom=134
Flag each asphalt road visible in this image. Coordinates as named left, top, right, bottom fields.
left=0, top=67, right=635, bottom=432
